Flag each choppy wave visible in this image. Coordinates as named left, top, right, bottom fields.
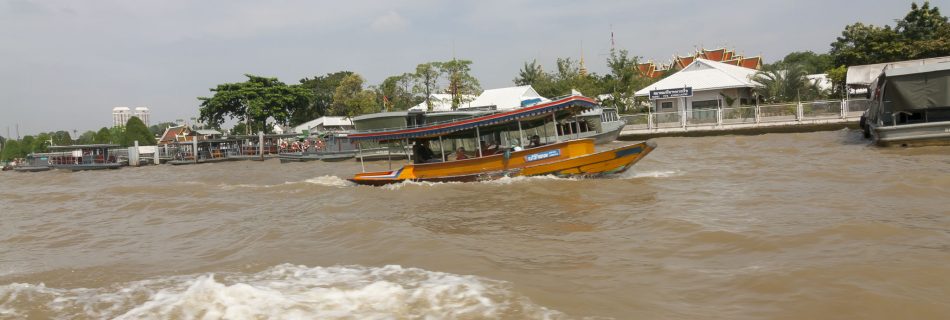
left=0, top=264, right=563, bottom=319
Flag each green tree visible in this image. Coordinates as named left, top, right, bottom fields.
left=33, top=133, right=51, bottom=152
left=123, top=116, right=156, bottom=147
left=439, top=59, right=481, bottom=109
left=896, top=1, right=948, bottom=41
left=20, top=135, right=35, bottom=155
left=109, top=127, right=124, bottom=145
left=826, top=65, right=848, bottom=98
left=77, top=130, right=97, bottom=144
left=380, top=73, right=418, bottom=111
left=829, top=2, right=949, bottom=66
left=601, top=49, right=652, bottom=113
left=295, top=71, right=354, bottom=125
left=230, top=123, right=248, bottom=136
left=1, top=139, right=21, bottom=160
left=775, top=51, right=834, bottom=74
left=513, top=60, right=547, bottom=86
left=331, top=73, right=379, bottom=117
left=198, top=74, right=314, bottom=133
left=753, top=64, right=825, bottom=103
left=413, top=62, right=442, bottom=111
left=50, top=131, right=72, bottom=146
left=94, top=127, right=112, bottom=144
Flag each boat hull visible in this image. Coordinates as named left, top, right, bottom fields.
left=349, top=139, right=655, bottom=186
left=278, top=153, right=323, bottom=163
left=14, top=166, right=53, bottom=172
left=872, top=121, right=950, bottom=147
left=53, top=163, right=123, bottom=171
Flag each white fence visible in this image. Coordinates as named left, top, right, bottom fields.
left=621, top=99, right=870, bottom=131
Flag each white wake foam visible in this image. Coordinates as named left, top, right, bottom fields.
left=0, top=264, right=563, bottom=319
left=214, top=175, right=355, bottom=190
left=300, top=175, right=355, bottom=188
left=622, top=170, right=682, bottom=179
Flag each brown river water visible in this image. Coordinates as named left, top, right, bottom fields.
left=1, top=129, right=949, bottom=319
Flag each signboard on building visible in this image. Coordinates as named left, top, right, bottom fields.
left=649, top=87, right=693, bottom=100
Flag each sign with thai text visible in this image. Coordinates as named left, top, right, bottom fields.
left=525, top=149, right=560, bottom=162
left=649, top=87, right=692, bottom=100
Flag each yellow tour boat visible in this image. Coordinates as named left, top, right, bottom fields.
left=347, top=95, right=656, bottom=186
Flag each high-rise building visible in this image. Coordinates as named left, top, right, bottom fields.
left=134, top=107, right=150, bottom=126
left=112, top=107, right=131, bottom=127
left=112, top=106, right=150, bottom=127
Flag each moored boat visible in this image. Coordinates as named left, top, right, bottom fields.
left=862, top=62, right=950, bottom=146
left=13, top=154, right=53, bottom=172
left=47, top=144, right=123, bottom=171
left=347, top=95, right=656, bottom=185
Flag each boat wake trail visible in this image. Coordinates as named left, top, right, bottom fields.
left=0, top=264, right=563, bottom=319
left=621, top=170, right=682, bottom=179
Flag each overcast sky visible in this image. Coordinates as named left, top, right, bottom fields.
left=1, top=0, right=943, bottom=136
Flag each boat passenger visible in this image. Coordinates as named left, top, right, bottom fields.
left=413, top=140, right=435, bottom=164
left=479, top=141, right=498, bottom=156
left=527, top=135, right=542, bottom=148
left=455, top=147, right=469, bottom=160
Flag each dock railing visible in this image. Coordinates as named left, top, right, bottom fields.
left=621, top=98, right=870, bottom=131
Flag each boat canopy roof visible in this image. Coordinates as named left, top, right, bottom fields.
left=48, top=144, right=120, bottom=150
left=882, top=62, right=950, bottom=112
left=348, top=96, right=597, bottom=141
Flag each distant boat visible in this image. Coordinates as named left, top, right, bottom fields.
left=47, top=144, right=123, bottom=171
left=12, top=154, right=52, bottom=172
left=862, top=62, right=950, bottom=146
left=348, top=96, right=655, bottom=186
left=168, top=139, right=237, bottom=165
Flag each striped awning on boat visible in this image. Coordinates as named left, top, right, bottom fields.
left=348, top=96, right=597, bottom=141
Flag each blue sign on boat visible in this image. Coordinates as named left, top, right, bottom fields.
left=525, top=149, right=560, bottom=162
left=649, top=87, right=692, bottom=100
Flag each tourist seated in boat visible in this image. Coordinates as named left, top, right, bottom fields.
left=479, top=141, right=498, bottom=156
left=413, top=140, right=436, bottom=164
left=455, top=147, right=469, bottom=160
left=527, top=135, right=542, bottom=148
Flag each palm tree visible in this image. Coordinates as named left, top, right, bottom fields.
left=753, top=63, right=809, bottom=103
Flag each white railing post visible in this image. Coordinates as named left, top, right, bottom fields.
left=681, top=109, right=687, bottom=128
left=647, top=109, right=653, bottom=130
left=754, top=104, right=760, bottom=124
left=716, top=109, right=722, bottom=126
left=841, top=98, right=848, bottom=119
left=797, top=102, right=803, bottom=122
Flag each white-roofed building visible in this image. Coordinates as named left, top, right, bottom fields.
left=409, top=94, right=476, bottom=112
left=635, top=59, right=760, bottom=114
left=292, top=116, right=354, bottom=134
left=468, top=85, right=550, bottom=111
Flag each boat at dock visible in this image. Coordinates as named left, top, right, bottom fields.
left=862, top=62, right=950, bottom=146
left=47, top=144, right=123, bottom=171
left=347, top=96, right=656, bottom=186
left=167, top=139, right=238, bottom=165
left=12, top=154, right=53, bottom=172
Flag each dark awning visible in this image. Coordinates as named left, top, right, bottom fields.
left=883, top=63, right=950, bottom=112
left=348, top=96, right=597, bottom=141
